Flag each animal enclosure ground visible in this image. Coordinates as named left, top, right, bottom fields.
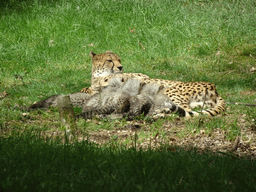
left=0, top=0, right=256, bottom=191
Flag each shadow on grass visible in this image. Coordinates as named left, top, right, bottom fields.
left=1, top=131, right=255, bottom=191
left=0, top=0, right=60, bottom=14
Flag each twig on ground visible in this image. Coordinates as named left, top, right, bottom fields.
left=226, top=102, right=256, bottom=106
left=231, top=136, right=240, bottom=151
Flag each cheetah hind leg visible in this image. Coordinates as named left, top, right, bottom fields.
left=163, top=102, right=187, bottom=117
left=150, top=102, right=188, bottom=119
left=187, top=96, right=226, bottom=117
left=29, top=92, right=92, bottom=110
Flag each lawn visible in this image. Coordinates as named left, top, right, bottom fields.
left=0, top=0, right=256, bottom=191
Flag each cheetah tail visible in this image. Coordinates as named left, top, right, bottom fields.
left=202, top=96, right=226, bottom=116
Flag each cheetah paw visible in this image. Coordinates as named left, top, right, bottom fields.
left=81, top=87, right=93, bottom=94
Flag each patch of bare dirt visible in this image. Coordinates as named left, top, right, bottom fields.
left=2, top=111, right=256, bottom=160
left=74, top=117, right=256, bottom=159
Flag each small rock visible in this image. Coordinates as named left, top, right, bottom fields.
left=22, top=113, right=29, bottom=116
left=250, top=67, right=256, bottom=72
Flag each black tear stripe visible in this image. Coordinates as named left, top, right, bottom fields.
left=109, top=63, right=114, bottom=73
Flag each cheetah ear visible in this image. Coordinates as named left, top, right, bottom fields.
left=89, top=51, right=96, bottom=58
left=105, top=50, right=113, bottom=54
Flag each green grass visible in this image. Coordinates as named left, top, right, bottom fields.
left=1, top=132, right=256, bottom=191
left=1, top=0, right=256, bottom=191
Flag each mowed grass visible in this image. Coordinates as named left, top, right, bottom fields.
left=0, top=0, right=256, bottom=191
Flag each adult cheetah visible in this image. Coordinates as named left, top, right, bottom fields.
left=29, top=51, right=225, bottom=118
left=81, top=51, right=226, bottom=117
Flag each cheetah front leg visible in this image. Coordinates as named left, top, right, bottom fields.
left=81, top=87, right=99, bottom=95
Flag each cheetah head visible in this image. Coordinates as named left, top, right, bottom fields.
left=90, top=50, right=123, bottom=78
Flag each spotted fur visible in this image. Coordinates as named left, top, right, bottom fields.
left=80, top=78, right=186, bottom=119
left=83, top=51, right=226, bottom=117
left=30, top=51, right=225, bottom=118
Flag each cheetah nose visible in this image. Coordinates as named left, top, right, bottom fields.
left=117, top=66, right=123, bottom=71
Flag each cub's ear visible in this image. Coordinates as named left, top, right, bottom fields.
left=105, top=50, right=113, bottom=54
left=89, top=51, right=96, bottom=58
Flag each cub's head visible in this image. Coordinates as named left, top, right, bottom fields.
left=90, top=50, right=123, bottom=78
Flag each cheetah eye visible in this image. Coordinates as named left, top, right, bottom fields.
left=107, top=60, right=112, bottom=62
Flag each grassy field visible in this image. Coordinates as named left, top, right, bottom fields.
left=1, top=0, right=256, bottom=191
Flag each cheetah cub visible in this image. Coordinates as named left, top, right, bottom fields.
left=80, top=78, right=142, bottom=119
left=80, top=78, right=186, bottom=120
